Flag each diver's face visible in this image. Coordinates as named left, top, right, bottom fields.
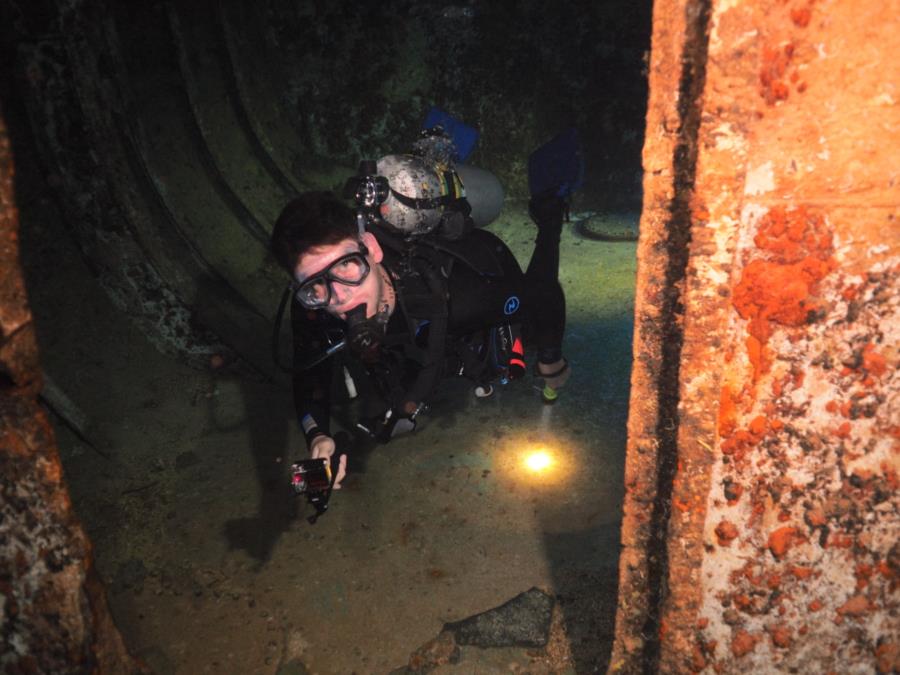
left=293, top=232, right=385, bottom=321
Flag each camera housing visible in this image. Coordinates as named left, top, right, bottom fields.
left=343, top=160, right=390, bottom=209
left=290, top=458, right=332, bottom=496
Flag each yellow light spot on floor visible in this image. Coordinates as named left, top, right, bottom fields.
left=524, top=449, right=554, bottom=473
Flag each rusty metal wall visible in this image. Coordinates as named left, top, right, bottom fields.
left=612, top=0, right=899, bottom=672
left=0, top=106, right=139, bottom=673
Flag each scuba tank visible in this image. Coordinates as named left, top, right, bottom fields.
left=343, top=125, right=504, bottom=239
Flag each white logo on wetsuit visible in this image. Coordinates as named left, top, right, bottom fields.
left=504, top=296, right=520, bottom=315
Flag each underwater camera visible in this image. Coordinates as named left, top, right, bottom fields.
left=290, top=458, right=334, bottom=519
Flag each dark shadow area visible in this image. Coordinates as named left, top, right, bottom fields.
left=542, top=524, right=622, bottom=670
left=218, top=382, right=292, bottom=566
left=196, top=312, right=294, bottom=566
left=539, top=312, right=633, bottom=672
left=263, top=0, right=653, bottom=209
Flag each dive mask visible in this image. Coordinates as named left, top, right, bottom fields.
left=293, top=245, right=371, bottom=309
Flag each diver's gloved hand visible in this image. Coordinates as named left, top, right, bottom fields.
left=309, top=434, right=347, bottom=489
left=528, top=191, right=568, bottom=227
left=358, top=408, right=418, bottom=444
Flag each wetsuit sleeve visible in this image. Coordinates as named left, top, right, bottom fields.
left=291, top=298, right=334, bottom=448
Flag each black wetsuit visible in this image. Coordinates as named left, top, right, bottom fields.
left=292, top=200, right=565, bottom=446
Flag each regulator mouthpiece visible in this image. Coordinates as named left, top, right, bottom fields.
left=345, top=303, right=385, bottom=362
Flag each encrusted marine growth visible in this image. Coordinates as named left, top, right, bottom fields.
left=731, top=206, right=835, bottom=383
left=700, top=227, right=899, bottom=672
left=612, top=0, right=899, bottom=670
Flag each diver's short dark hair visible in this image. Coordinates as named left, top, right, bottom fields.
left=270, top=191, right=359, bottom=272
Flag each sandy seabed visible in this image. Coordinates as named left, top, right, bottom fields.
left=24, top=202, right=638, bottom=674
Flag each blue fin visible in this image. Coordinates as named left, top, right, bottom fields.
left=422, top=106, right=479, bottom=163
left=528, top=127, right=585, bottom=197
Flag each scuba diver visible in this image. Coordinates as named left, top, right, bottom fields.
left=270, top=132, right=571, bottom=491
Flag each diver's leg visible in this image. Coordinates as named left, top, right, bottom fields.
left=524, top=195, right=570, bottom=390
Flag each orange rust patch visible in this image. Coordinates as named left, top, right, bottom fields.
left=770, top=624, right=793, bottom=648
left=862, top=343, right=887, bottom=377
left=841, top=283, right=860, bottom=301
left=805, top=505, right=827, bottom=527
left=790, top=565, right=815, bottom=580
left=836, top=595, right=871, bottom=617
left=746, top=334, right=765, bottom=383
left=722, top=429, right=758, bottom=460
left=759, top=41, right=793, bottom=105
left=734, top=257, right=833, bottom=333
left=718, top=384, right=739, bottom=437
left=855, top=563, right=873, bottom=590
left=883, top=464, right=899, bottom=490
left=851, top=468, right=874, bottom=482
left=752, top=204, right=832, bottom=262
left=691, top=644, right=707, bottom=671
left=790, top=5, right=812, bottom=27
left=834, top=422, right=851, bottom=439
left=768, top=526, right=800, bottom=559
left=726, top=481, right=744, bottom=505
left=734, top=594, right=753, bottom=611
left=715, top=520, right=740, bottom=546
left=732, top=207, right=835, bottom=383
left=731, top=630, right=759, bottom=657
left=748, top=415, right=768, bottom=436
left=759, top=40, right=794, bottom=101
left=827, top=533, right=854, bottom=549
left=876, top=642, right=900, bottom=675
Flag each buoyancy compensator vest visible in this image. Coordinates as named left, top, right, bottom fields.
left=372, top=223, right=527, bottom=395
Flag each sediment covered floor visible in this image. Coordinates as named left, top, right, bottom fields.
left=23, top=200, right=636, bottom=674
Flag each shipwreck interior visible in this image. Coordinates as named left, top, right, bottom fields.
left=2, top=0, right=649, bottom=672
left=3, top=0, right=898, bottom=674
